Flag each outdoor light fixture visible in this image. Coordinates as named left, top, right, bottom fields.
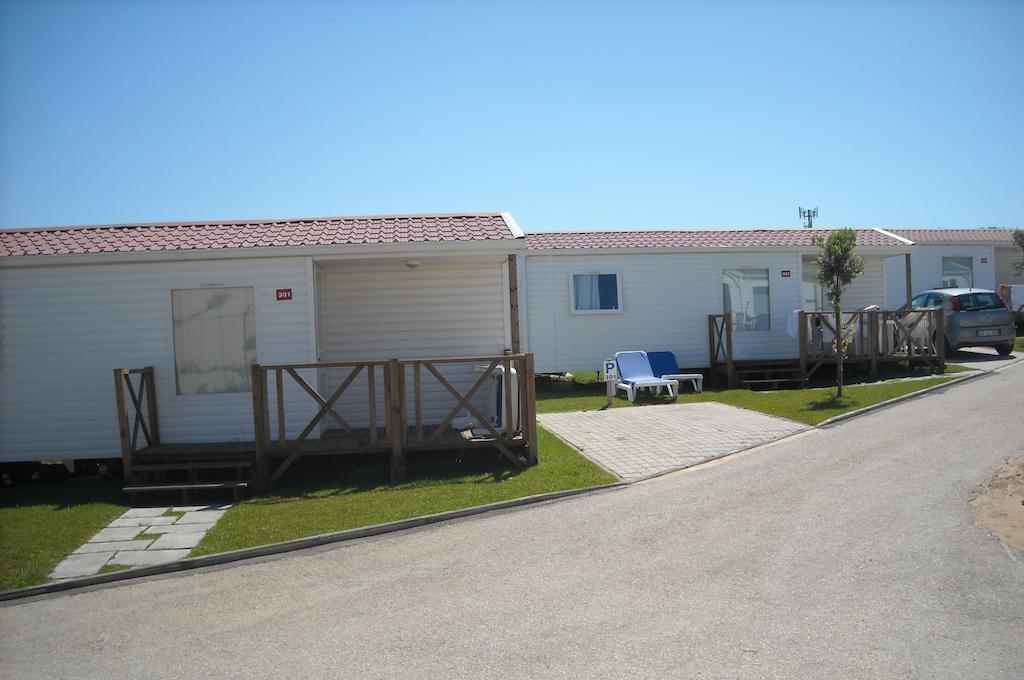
left=404, top=260, right=420, bottom=269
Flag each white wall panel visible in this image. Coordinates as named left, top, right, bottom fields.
left=884, top=246, right=997, bottom=307
left=995, top=247, right=1024, bottom=287
left=0, top=257, right=315, bottom=462
left=524, top=251, right=891, bottom=373
left=317, top=259, right=509, bottom=428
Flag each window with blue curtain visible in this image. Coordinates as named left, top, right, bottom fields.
left=572, top=273, right=620, bottom=312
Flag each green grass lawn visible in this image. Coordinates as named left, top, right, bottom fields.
left=0, top=478, right=128, bottom=591
left=1016, top=336, right=1024, bottom=352
left=192, top=427, right=615, bottom=556
left=538, top=375, right=957, bottom=425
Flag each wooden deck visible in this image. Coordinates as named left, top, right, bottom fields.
left=136, top=427, right=526, bottom=460
left=116, top=353, right=539, bottom=493
left=708, top=309, right=946, bottom=388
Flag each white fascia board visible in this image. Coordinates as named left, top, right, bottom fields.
left=872, top=227, right=915, bottom=245
left=0, top=239, right=522, bottom=269
left=501, top=212, right=526, bottom=239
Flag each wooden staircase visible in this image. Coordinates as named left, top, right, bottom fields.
left=114, top=367, right=254, bottom=503
left=124, top=458, right=252, bottom=504
left=737, top=366, right=806, bottom=391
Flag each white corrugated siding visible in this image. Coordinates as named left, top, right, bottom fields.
left=830, top=255, right=887, bottom=310
left=524, top=251, right=891, bottom=373
left=995, top=247, right=1024, bottom=287
left=317, top=259, right=509, bottom=427
left=0, top=257, right=316, bottom=463
left=884, top=246, right=997, bottom=307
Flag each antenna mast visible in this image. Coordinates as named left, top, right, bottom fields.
left=799, top=206, right=818, bottom=229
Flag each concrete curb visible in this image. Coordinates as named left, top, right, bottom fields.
left=0, top=481, right=626, bottom=603
left=815, top=370, right=989, bottom=428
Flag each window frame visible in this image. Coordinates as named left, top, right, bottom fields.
left=722, top=267, right=772, bottom=332
left=568, top=271, right=624, bottom=315
left=801, top=260, right=826, bottom=312
left=940, top=256, right=974, bottom=289
left=169, top=284, right=259, bottom=398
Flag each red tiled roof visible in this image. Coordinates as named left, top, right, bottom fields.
left=890, top=228, right=1018, bottom=244
left=526, top=228, right=907, bottom=250
left=0, top=213, right=519, bottom=258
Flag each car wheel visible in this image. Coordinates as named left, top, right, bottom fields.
left=996, top=343, right=1013, bottom=356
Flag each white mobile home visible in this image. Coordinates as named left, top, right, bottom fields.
left=882, top=228, right=1022, bottom=308
left=520, top=228, right=914, bottom=374
left=0, top=213, right=533, bottom=483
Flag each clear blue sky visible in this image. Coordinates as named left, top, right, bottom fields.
left=1, top=0, right=1021, bottom=231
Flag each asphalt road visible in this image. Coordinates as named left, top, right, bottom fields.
left=3, top=365, right=1023, bottom=679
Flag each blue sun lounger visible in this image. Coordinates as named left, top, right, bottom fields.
left=645, top=351, right=704, bottom=393
left=614, top=351, right=678, bottom=402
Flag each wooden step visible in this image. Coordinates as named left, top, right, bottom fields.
left=123, top=481, right=249, bottom=502
left=131, top=460, right=253, bottom=472
left=743, top=378, right=804, bottom=384
left=742, top=377, right=805, bottom=391
left=741, top=368, right=802, bottom=378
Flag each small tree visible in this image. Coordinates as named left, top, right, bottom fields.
left=812, top=229, right=865, bottom=398
left=1013, top=229, right=1024, bottom=275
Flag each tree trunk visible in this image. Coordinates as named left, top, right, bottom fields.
left=834, top=305, right=844, bottom=398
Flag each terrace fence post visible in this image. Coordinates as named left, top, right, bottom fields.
left=798, top=312, right=808, bottom=384
left=507, top=254, right=522, bottom=354
left=868, top=311, right=880, bottom=378
left=275, top=368, right=286, bottom=447
left=525, top=353, right=539, bottom=466
left=706, top=315, right=716, bottom=388
left=387, top=359, right=406, bottom=483
left=143, top=366, right=160, bottom=446
left=724, top=314, right=737, bottom=389
left=251, top=364, right=268, bottom=491
left=904, top=253, right=913, bottom=310
left=113, top=369, right=133, bottom=481
left=935, top=308, right=945, bottom=373
left=707, top=315, right=715, bottom=364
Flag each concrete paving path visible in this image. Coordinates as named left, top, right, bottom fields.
left=539, top=401, right=808, bottom=480
left=2, top=364, right=1023, bottom=679
left=947, top=345, right=1022, bottom=372
left=49, top=505, right=228, bottom=579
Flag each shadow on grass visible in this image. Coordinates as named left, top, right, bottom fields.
left=804, top=395, right=854, bottom=411
left=0, top=476, right=124, bottom=510
left=248, top=449, right=530, bottom=506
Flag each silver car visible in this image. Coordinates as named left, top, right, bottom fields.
left=908, top=288, right=1016, bottom=355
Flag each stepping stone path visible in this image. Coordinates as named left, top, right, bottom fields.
left=49, top=505, right=229, bottom=580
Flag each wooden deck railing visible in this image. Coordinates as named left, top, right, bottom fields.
left=112, top=367, right=160, bottom=479
left=708, top=309, right=945, bottom=386
left=252, top=353, right=539, bottom=488
left=112, top=355, right=539, bottom=490
left=798, top=309, right=944, bottom=380
left=707, top=314, right=736, bottom=387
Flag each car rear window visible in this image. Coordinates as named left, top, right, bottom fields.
left=956, top=293, right=1005, bottom=311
